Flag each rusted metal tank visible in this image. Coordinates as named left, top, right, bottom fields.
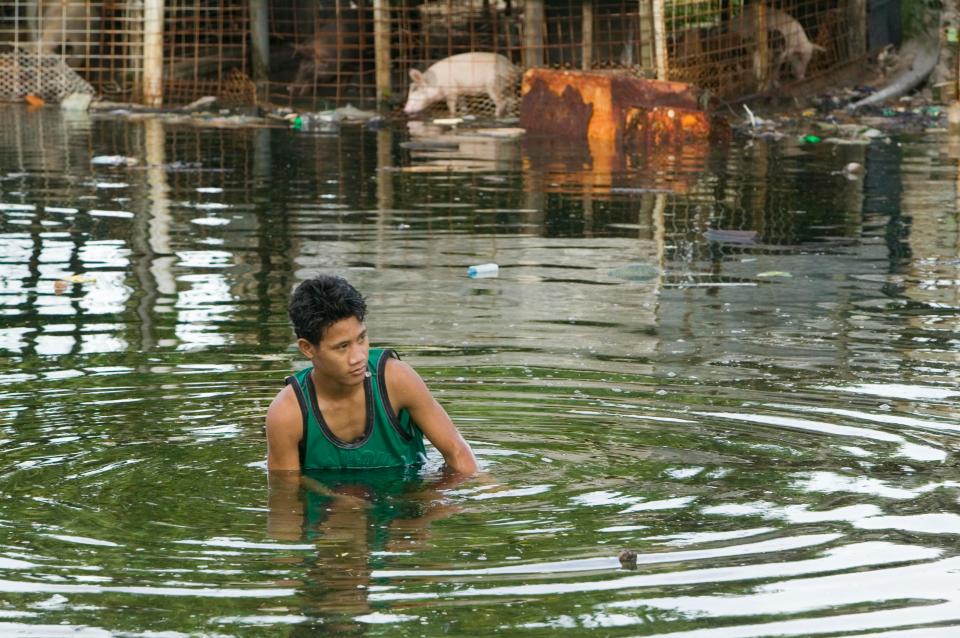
left=519, top=69, right=724, bottom=148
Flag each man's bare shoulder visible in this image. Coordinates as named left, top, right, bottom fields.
left=383, top=356, right=436, bottom=408
left=266, top=383, right=304, bottom=471
left=266, top=384, right=302, bottom=437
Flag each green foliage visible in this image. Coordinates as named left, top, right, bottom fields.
left=901, top=0, right=942, bottom=39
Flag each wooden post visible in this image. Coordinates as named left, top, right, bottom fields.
left=143, top=0, right=164, bottom=106
left=581, top=1, right=593, bottom=70
left=126, top=0, right=144, bottom=97
left=651, top=0, right=667, bottom=80
left=523, top=0, right=544, bottom=68
left=638, top=0, right=655, bottom=71
left=847, top=0, right=867, bottom=59
left=755, top=3, right=769, bottom=91
left=249, top=0, right=269, bottom=101
left=374, top=0, right=391, bottom=105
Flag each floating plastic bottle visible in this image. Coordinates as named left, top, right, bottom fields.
left=467, top=263, right=499, bottom=278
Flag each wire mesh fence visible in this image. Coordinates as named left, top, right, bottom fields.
left=0, top=0, right=142, bottom=101
left=0, top=0, right=869, bottom=108
left=666, top=0, right=861, bottom=97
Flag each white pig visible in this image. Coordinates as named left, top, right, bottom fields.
left=404, top=52, right=518, bottom=118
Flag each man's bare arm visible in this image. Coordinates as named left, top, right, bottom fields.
left=266, top=385, right=303, bottom=472
left=386, top=358, right=478, bottom=475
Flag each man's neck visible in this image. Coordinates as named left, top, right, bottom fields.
left=310, top=368, right=362, bottom=401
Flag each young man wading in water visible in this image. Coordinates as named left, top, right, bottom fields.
left=266, top=275, right=478, bottom=475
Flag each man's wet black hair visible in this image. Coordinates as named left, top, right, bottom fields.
left=288, top=275, right=367, bottom=345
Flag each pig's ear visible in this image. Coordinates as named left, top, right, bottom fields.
left=409, top=69, right=424, bottom=85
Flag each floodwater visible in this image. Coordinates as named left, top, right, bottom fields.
left=0, top=104, right=958, bottom=638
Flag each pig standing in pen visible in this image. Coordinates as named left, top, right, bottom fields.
left=26, top=0, right=99, bottom=58
left=403, top=52, right=518, bottom=118
left=292, top=20, right=366, bottom=95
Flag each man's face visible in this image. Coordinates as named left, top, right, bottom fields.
left=299, top=316, right=369, bottom=387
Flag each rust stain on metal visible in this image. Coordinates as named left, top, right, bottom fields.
left=520, top=69, right=718, bottom=148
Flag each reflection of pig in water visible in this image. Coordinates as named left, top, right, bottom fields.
left=291, top=21, right=366, bottom=95
left=404, top=52, right=518, bottom=118
left=27, top=0, right=100, bottom=58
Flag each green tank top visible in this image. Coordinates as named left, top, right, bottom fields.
left=285, top=348, right=427, bottom=470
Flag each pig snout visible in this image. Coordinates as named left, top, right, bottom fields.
left=403, top=85, right=437, bottom=115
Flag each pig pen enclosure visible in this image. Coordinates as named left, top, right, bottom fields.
left=0, top=0, right=876, bottom=111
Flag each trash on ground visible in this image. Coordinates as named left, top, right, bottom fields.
left=63, top=274, right=97, bottom=284
left=181, top=96, right=218, bottom=112
left=608, top=263, right=659, bottom=282
left=467, top=263, right=499, bottom=278
left=757, top=271, right=793, bottom=278
left=61, top=93, right=92, bottom=112
left=91, top=155, right=139, bottom=167
left=834, top=162, right=865, bottom=180
left=326, top=104, right=379, bottom=121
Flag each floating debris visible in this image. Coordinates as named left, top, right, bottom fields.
left=608, top=263, right=660, bottom=282
left=91, top=155, right=139, bottom=167
left=833, top=162, right=866, bottom=180
left=61, top=93, right=92, bottom=112
left=618, top=549, right=638, bottom=569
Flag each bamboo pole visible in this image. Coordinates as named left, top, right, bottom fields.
left=848, top=0, right=867, bottom=60
left=581, top=1, right=593, bottom=70
left=374, top=0, right=391, bottom=105
left=754, top=4, right=769, bottom=91
left=638, top=0, right=654, bottom=70
left=127, top=0, right=144, bottom=97
left=523, top=0, right=544, bottom=68
left=143, top=0, right=164, bottom=106
left=651, top=0, right=667, bottom=80
left=249, top=0, right=269, bottom=100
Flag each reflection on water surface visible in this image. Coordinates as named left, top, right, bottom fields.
left=0, top=104, right=958, bottom=636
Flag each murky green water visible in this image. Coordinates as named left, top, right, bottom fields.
left=1, top=104, right=959, bottom=637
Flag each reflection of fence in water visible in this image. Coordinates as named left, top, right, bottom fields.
left=0, top=0, right=866, bottom=108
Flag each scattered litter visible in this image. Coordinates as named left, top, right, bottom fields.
left=433, top=117, right=464, bottom=126
left=182, top=96, right=218, bottom=112
left=191, top=217, right=230, bottom=226
left=833, top=162, right=865, bottom=180
left=62, top=274, right=97, bottom=284
left=757, top=271, right=792, bottom=278
left=25, top=94, right=45, bottom=107
left=801, top=134, right=821, bottom=144
left=608, top=263, right=659, bottom=282
left=467, top=263, right=499, bottom=278
left=821, top=137, right=870, bottom=146
left=91, top=155, right=139, bottom=167
left=325, top=104, right=379, bottom=121
left=30, top=595, right=69, bottom=610
left=61, top=93, right=92, bottom=112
